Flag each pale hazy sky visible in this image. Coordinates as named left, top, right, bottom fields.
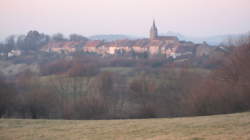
left=0, top=0, right=250, bottom=40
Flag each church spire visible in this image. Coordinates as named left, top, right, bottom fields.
left=150, top=20, right=158, bottom=40
left=153, top=19, right=156, bottom=28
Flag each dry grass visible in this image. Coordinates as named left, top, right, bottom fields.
left=1, top=112, right=250, bottom=140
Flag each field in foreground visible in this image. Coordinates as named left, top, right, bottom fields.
left=0, top=112, right=250, bottom=140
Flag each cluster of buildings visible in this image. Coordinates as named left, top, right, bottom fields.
left=41, top=21, right=211, bottom=59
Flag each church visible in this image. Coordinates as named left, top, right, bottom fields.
left=149, top=20, right=178, bottom=41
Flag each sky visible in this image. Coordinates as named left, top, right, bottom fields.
left=0, top=0, right=250, bottom=40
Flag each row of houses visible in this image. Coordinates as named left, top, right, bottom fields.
left=41, top=37, right=210, bottom=59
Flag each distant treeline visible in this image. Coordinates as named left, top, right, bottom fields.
left=0, top=31, right=88, bottom=58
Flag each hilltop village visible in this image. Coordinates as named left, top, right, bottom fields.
left=1, top=21, right=225, bottom=77
left=41, top=21, right=211, bottom=59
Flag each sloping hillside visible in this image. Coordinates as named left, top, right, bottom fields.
left=0, top=112, right=250, bottom=140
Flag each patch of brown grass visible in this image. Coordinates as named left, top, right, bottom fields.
left=0, top=112, right=250, bottom=140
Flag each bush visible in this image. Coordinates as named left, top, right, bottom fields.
left=40, top=59, right=72, bottom=75
left=68, top=63, right=99, bottom=77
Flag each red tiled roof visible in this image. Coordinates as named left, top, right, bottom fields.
left=84, top=40, right=103, bottom=47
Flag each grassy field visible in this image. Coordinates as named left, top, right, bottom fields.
left=101, top=66, right=134, bottom=75
left=0, top=112, right=250, bottom=140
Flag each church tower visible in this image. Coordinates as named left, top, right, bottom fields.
left=150, top=20, right=158, bottom=40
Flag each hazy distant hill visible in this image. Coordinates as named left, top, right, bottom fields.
left=1, top=32, right=244, bottom=46
left=88, top=32, right=243, bottom=45
left=161, top=31, right=244, bottom=46
left=89, top=34, right=137, bottom=42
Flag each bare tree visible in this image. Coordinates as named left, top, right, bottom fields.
left=52, top=33, right=66, bottom=42
left=69, top=34, right=88, bottom=42
left=0, top=35, right=15, bottom=59
left=0, top=75, right=16, bottom=117
left=185, top=37, right=250, bottom=115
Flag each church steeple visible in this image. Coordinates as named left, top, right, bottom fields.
left=152, top=20, right=156, bottom=28
left=150, top=20, right=158, bottom=40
